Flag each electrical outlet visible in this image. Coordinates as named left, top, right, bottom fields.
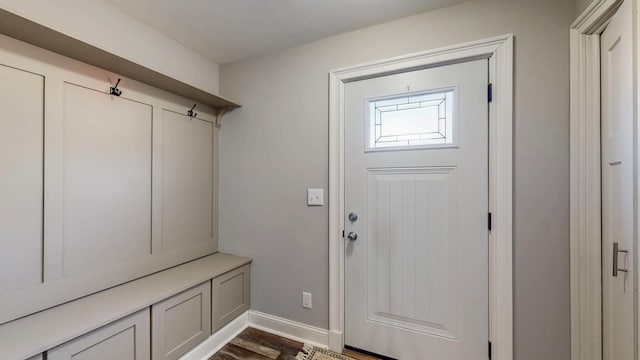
left=303, top=292, right=312, bottom=309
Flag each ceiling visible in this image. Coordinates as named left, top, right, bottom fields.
left=101, top=0, right=463, bottom=64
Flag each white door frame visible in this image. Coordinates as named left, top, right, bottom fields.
left=328, top=34, right=514, bottom=359
left=569, top=1, right=626, bottom=360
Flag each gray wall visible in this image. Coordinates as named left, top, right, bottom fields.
left=219, top=0, right=574, bottom=359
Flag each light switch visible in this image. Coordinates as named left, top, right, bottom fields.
left=307, top=188, right=324, bottom=206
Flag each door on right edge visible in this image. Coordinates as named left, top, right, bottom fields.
left=601, top=0, right=635, bottom=359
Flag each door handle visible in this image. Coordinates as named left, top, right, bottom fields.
left=347, top=232, right=358, bottom=241
left=613, top=242, right=629, bottom=277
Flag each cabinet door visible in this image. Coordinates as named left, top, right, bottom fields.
left=47, top=309, right=150, bottom=360
left=212, top=265, right=250, bottom=332
left=152, top=281, right=211, bottom=360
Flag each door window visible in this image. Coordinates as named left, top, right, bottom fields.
left=367, top=88, right=455, bottom=151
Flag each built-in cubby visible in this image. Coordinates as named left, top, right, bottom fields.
left=0, top=26, right=239, bottom=324
left=0, top=8, right=247, bottom=360
left=1, top=254, right=251, bottom=360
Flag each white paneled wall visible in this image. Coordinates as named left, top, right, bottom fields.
left=61, top=84, right=153, bottom=277
left=160, top=110, right=214, bottom=252
left=0, top=65, right=44, bottom=295
left=0, top=32, right=219, bottom=325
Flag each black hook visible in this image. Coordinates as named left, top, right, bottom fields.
left=110, top=78, right=122, bottom=97
left=188, top=104, right=197, bottom=118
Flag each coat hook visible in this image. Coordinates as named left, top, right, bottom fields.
left=110, top=78, right=122, bottom=97
left=188, top=104, right=197, bottom=118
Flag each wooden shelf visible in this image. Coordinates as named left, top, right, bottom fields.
left=0, top=253, right=252, bottom=360
left=0, top=8, right=240, bottom=110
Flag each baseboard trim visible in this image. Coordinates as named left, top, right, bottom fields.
left=181, top=310, right=330, bottom=360
left=248, top=310, right=329, bottom=348
left=179, top=311, right=249, bottom=360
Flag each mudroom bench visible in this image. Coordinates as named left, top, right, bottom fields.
left=0, top=253, right=251, bottom=360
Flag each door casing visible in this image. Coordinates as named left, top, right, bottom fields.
left=569, top=1, right=639, bottom=360
left=328, top=34, right=514, bottom=360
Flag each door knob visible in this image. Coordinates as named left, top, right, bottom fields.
left=613, top=242, right=629, bottom=277
left=348, top=212, right=358, bottom=222
left=347, top=232, right=358, bottom=241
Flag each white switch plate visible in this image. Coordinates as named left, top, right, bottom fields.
left=307, top=188, right=324, bottom=206
left=303, top=292, right=312, bottom=309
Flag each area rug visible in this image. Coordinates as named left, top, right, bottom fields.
left=296, top=344, right=356, bottom=360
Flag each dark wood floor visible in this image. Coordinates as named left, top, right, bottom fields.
left=208, top=327, right=380, bottom=360
left=209, top=327, right=302, bottom=360
left=342, top=349, right=381, bottom=360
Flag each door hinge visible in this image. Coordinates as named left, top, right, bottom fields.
left=488, top=83, right=493, bottom=103
left=488, top=212, right=492, bottom=231
left=488, top=341, right=492, bottom=359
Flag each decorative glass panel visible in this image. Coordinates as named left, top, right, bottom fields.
left=368, top=89, right=454, bottom=149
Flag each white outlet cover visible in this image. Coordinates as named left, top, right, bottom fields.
left=303, top=292, right=312, bottom=309
left=307, top=188, right=324, bottom=206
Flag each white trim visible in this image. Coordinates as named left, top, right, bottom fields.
left=247, top=310, right=329, bottom=348
left=569, top=2, right=622, bottom=360
left=179, top=311, right=249, bottom=360
left=180, top=310, right=333, bottom=360
left=329, top=34, right=514, bottom=359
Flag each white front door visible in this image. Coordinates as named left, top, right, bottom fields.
left=344, top=59, right=489, bottom=359
left=601, top=0, right=635, bottom=358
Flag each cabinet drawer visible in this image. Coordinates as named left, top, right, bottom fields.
left=212, top=264, right=250, bottom=332
left=47, top=309, right=150, bottom=360
left=152, top=281, right=211, bottom=360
